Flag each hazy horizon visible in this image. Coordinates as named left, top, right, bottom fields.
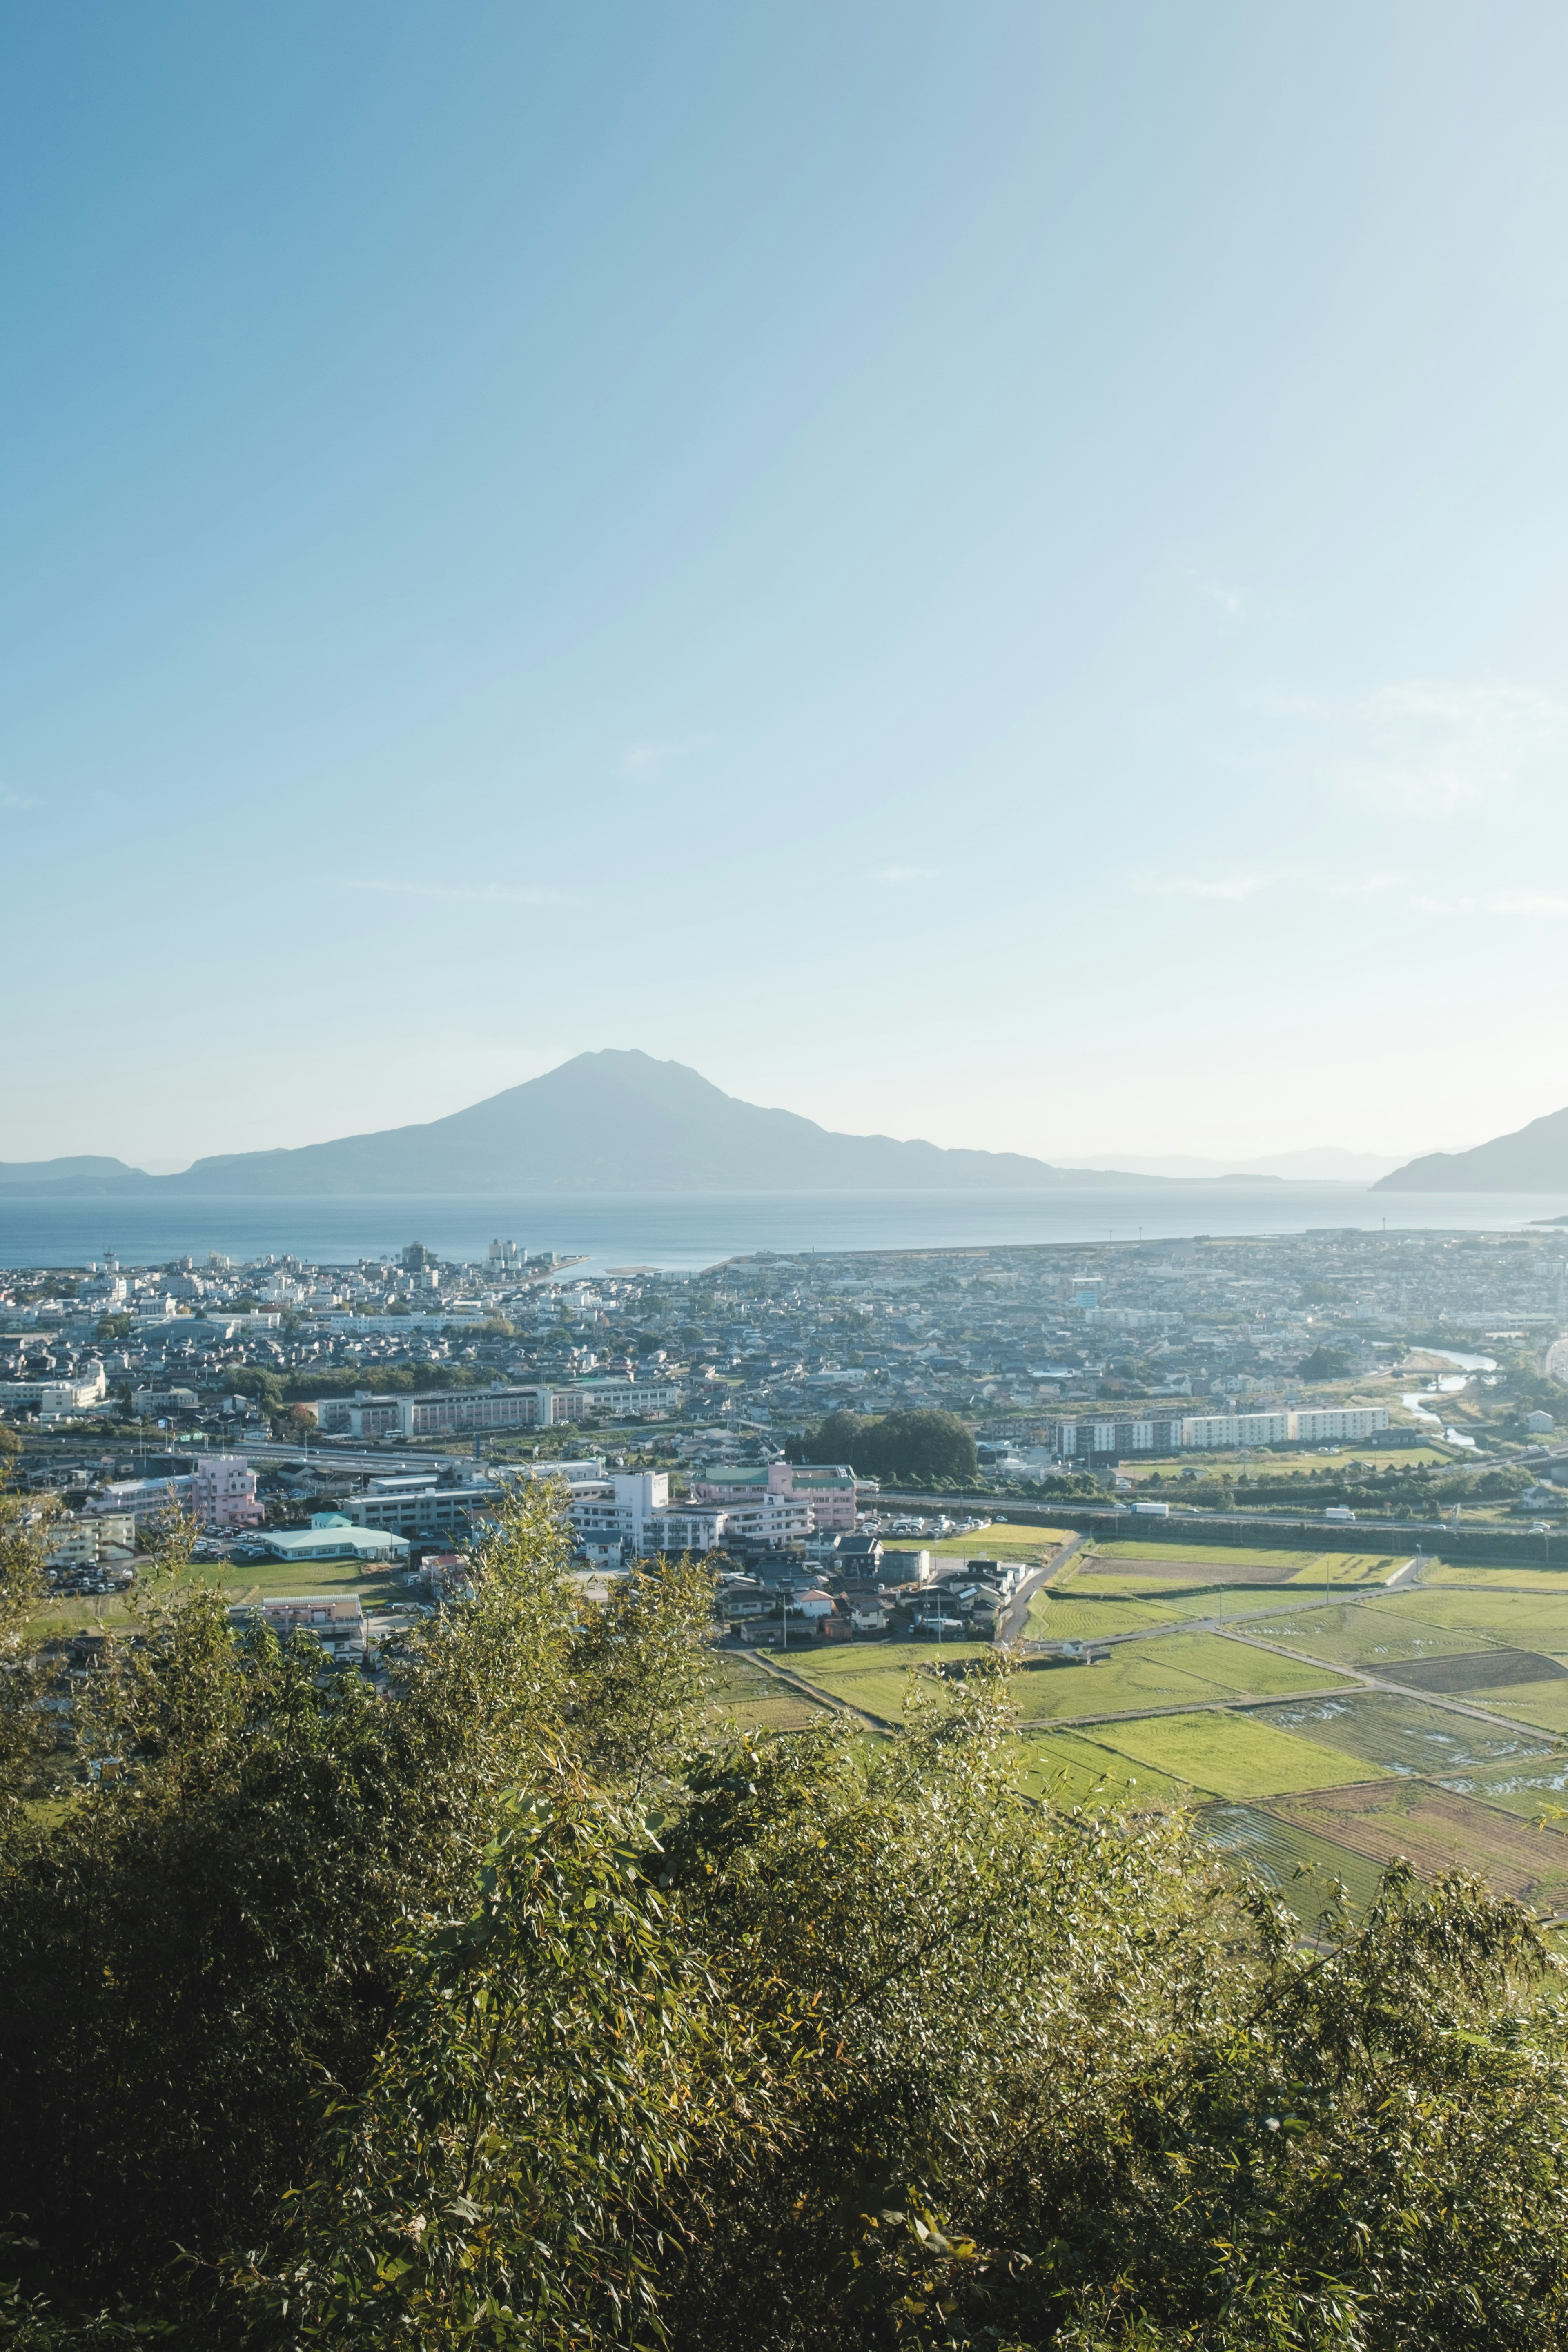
left=0, top=1047, right=1444, bottom=1181
left=4, top=4, right=1566, bottom=1169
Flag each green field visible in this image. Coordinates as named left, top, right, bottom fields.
left=1258, top=1690, right=1565, bottom=1776
left=705, top=1651, right=830, bottom=1737
left=1007, top=1632, right=1351, bottom=1725
left=925, top=1523, right=1073, bottom=1561
left=30, top=1549, right=402, bottom=1639
left=1017, top=1728, right=1188, bottom=1808
left=1383, top=1590, right=1568, bottom=1650
left=1091, top=1541, right=1333, bottom=1572
left=1090, top=1709, right=1373, bottom=1800
left=1025, top=1592, right=1192, bottom=1640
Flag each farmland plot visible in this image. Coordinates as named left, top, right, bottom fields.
left=1091, top=1710, right=1373, bottom=1800
left=1258, top=1690, right=1565, bottom=1777
left=1263, top=1780, right=1568, bottom=1914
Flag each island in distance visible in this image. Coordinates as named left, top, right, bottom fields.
left=4, top=1050, right=1549, bottom=1198
left=0, top=1049, right=1146, bottom=1198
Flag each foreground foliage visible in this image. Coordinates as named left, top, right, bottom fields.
left=2, top=1482, right=1568, bottom=2349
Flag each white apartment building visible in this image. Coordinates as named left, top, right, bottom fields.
left=1292, top=1407, right=1391, bottom=1443
left=313, top=1378, right=682, bottom=1443
left=0, top=1361, right=108, bottom=1421
left=1179, top=1412, right=1294, bottom=1449
left=568, top=1472, right=811, bottom=1566
left=45, top=1518, right=135, bottom=1571
left=85, top=1474, right=194, bottom=1520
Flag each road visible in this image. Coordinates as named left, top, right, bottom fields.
left=995, top=1533, right=1085, bottom=1645
left=871, top=1488, right=1568, bottom=1563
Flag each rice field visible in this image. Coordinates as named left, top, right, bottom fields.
left=1284, top=1553, right=1408, bottom=1587
left=759, top=1640, right=991, bottom=1725
left=704, top=1652, right=831, bottom=1736
left=1263, top=1779, right=1568, bottom=1914
left=1197, top=1801, right=1392, bottom=1924
left=1089, top=1710, right=1374, bottom=1800
left=925, top=1523, right=1073, bottom=1561
left=1427, top=1754, right=1568, bottom=1821
left=1024, top=1592, right=1192, bottom=1641
left=1007, top=1632, right=1350, bottom=1725
left=1227, top=1599, right=1488, bottom=1672
left=1017, top=1729, right=1188, bottom=1808
left=1424, top=1565, right=1568, bottom=1592
left=1092, top=1541, right=1330, bottom=1570
left=1470, top=1683, right=1568, bottom=1737
left=1257, top=1690, right=1566, bottom=1777
left=1381, top=1590, right=1568, bottom=1651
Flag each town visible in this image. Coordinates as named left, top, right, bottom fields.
left=7, top=1223, right=1568, bottom=1656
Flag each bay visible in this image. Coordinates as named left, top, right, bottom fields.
left=3, top=1184, right=1568, bottom=1274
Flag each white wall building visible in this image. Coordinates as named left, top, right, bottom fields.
left=1291, top=1406, right=1390, bottom=1443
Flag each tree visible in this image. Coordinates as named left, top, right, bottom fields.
left=1297, top=1345, right=1356, bottom=1382
left=788, top=1409, right=978, bottom=1485
left=0, top=1487, right=578, bottom=2312
left=10, top=1483, right=1568, bottom=2349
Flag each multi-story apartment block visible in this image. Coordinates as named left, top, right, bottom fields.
left=1046, top=1405, right=1388, bottom=1459
left=689, top=1459, right=857, bottom=1531
left=190, top=1454, right=263, bottom=1527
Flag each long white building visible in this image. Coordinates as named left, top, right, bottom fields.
left=312, top=1377, right=682, bottom=1441
left=1048, top=1404, right=1389, bottom=1457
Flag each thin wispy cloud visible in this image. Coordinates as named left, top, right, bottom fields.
left=1136, top=872, right=1274, bottom=902
left=1340, top=680, right=1567, bottom=817
left=617, top=732, right=715, bottom=778
left=1488, top=891, right=1568, bottom=915
left=1135, top=867, right=1407, bottom=907
left=876, top=865, right=938, bottom=884
left=0, top=786, right=38, bottom=810
left=348, top=880, right=575, bottom=907
left=1414, top=889, right=1568, bottom=918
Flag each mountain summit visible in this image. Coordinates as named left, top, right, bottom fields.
left=3, top=1051, right=1135, bottom=1196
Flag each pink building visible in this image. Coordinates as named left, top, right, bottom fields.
left=689, top=1459, right=857, bottom=1533
left=191, top=1453, right=263, bottom=1528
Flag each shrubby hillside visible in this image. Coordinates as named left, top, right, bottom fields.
left=2, top=1478, right=1568, bottom=2350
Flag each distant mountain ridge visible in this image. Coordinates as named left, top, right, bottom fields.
left=0, top=1050, right=1152, bottom=1197
left=0, top=1156, right=155, bottom=1195
left=1057, top=1147, right=1406, bottom=1181
left=1375, top=1105, right=1568, bottom=1193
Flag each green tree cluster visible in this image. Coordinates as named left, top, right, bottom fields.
left=4, top=1477, right=1568, bottom=2348
left=788, top=1408, right=979, bottom=1485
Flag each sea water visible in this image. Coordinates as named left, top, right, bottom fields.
left=2, top=1185, right=1567, bottom=1273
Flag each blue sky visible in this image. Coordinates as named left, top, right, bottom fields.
left=4, top=1, right=1568, bottom=1170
